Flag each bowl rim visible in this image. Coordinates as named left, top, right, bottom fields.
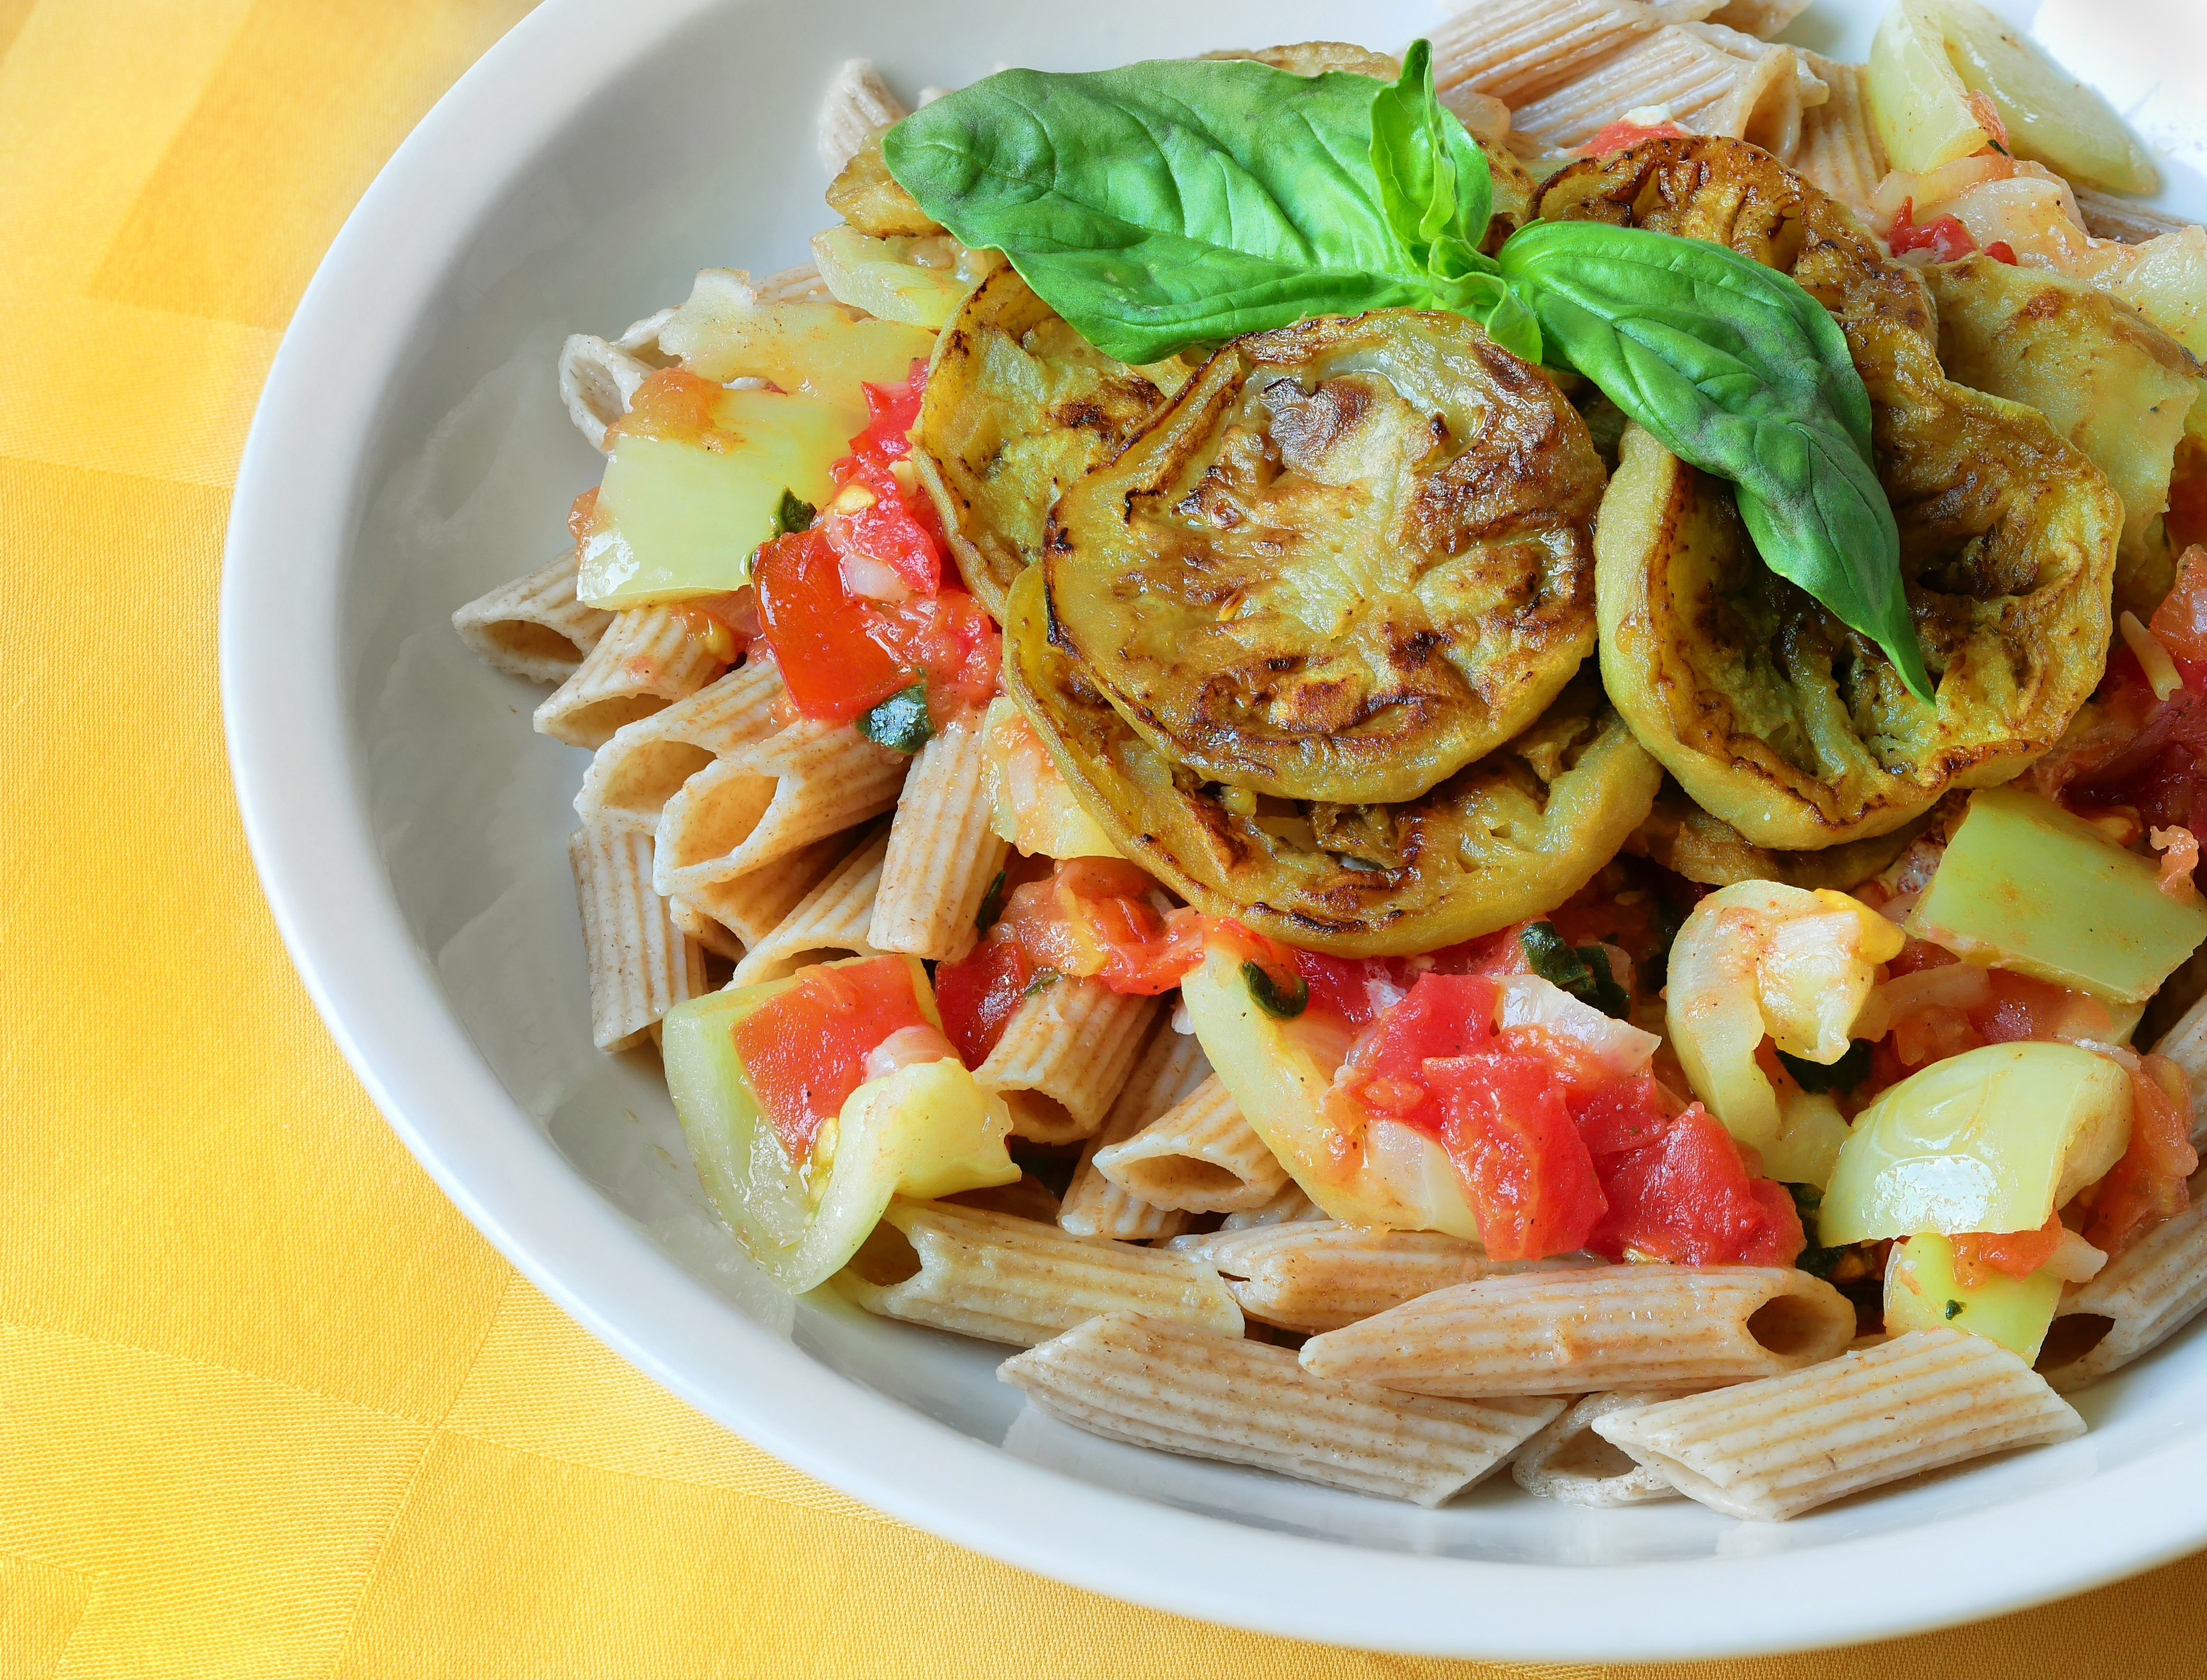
left=219, top=0, right=2207, bottom=1657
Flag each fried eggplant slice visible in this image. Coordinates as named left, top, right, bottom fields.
left=1047, top=309, right=1606, bottom=807
left=1544, top=137, right=2119, bottom=850
left=1924, top=254, right=2200, bottom=615
left=1001, top=568, right=1660, bottom=957
left=912, top=268, right=1191, bottom=620
left=1626, top=781, right=1938, bottom=891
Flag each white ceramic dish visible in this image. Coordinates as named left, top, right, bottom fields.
left=222, top=0, right=2207, bottom=1658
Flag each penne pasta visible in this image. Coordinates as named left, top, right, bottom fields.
left=450, top=549, right=613, bottom=684
left=569, top=823, right=707, bottom=1051
left=669, top=834, right=844, bottom=958
left=975, top=976, right=1157, bottom=1144
left=1001, top=1312, right=1568, bottom=1506
left=1704, top=0, right=1808, bottom=35
left=1791, top=53, right=1887, bottom=210
left=868, top=709, right=1011, bottom=962
left=834, top=1200, right=1241, bottom=1344
left=558, top=332, right=655, bottom=452
left=1593, top=1329, right=2086, bottom=1520
left=818, top=58, right=906, bottom=174
left=1091, top=1075, right=1291, bottom=1214
left=728, top=824, right=891, bottom=986
left=655, top=713, right=907, bottom=904
left=574, top=658, right=787, bottom=834
left=1059, top=1024, right=1211, bottom=1240
left=2072, top=187, right=2198, bottom=246
left=535, top=604, right=726, bottom=748
left=1300, top=1265, right=1853, bottom=1397
left=1429, top=0, right=1717, bottom=110
left=1510, top=25, right=1800, bottom=156
left=2038, top=1168, right=2207, bottom=1392
left=1219, top=1181, right=1325, bottom=1230
left=1511, top=1391, right=1692, bottom=1506
left=1169, top=1223, right=1590, bottom=1335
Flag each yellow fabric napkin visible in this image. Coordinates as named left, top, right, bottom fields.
left=3, top=2, right=2202, bottom=1674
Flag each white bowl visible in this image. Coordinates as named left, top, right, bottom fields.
left=222, top=0, right=2207, bottom=1658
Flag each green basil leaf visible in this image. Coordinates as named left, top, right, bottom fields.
left=883, top=52, right=1512, bottom=365
left=774, top=487, right=816, bottom=535
left=856, top=681, right=933, bottom=754
left=1242, top=959, right=1310, bottom=1019
left=1518, top=921, right=1630, bottom=1019
left=1497, top=220, right=1933, bottom=703
left=975, top=869, right=1007, bottom=934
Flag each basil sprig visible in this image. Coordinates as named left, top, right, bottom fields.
left=883, top=43, right=1536, bottom=363
left=1498, top=222, right=1932, bottom=702
left=882, top=45, right=1930, bottom=700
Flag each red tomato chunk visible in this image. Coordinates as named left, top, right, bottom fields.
left=731, top=957, right=930, bottom=1160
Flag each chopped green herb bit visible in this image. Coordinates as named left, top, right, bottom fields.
left=1519, top=921, right=1631, bottom=1019
left=775, top=487, right=817, bottom=534
left=1022, top=968, right=1061, bottom=997
left=1945, top=1298, right=1965, bottom=1320
left=1643, top=890, right=1688, bottom=993
left=1777, top=1040, right=1873, bottom=1095
left=1784, top=1185, right=1842, bottom=1276
left=857, top=681, right=933, bottom=754
left=1242, top=959, right=1309, bottom=1020
left=975, top=869, right=1007, bottom=934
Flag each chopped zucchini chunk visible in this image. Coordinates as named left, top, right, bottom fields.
left=1884, top=1232, right=2064, bottom=1361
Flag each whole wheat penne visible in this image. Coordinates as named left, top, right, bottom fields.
left=834, top=1201, right=1241, bottom=1344
left=671, top=835, right=844, bottom=957
left=1300, top=1265, right=1853, bottom=1397
left=818, top=58, right=905, bottom=173
left=574, top=659, right=786, bottom=833
left=975, top=977, right=1156, bottom=1144
left=569, top=823, right=706, bottom=1051
left=1060, top=1025, right=1211, bottom=1240
left=1593, top=1329, right=2086, bottom=1520
left=1219, top=1182, right=1324, bottom=1230
left=1430, top=0, right=1716, bottom=109
left=1511, top=1391, right=1692, bottom=1506
left=656, top=716, right=906, bottom=902
left=728, top=825, right=891, bottom=986
left=1000, top=1312, right=1568, bottom=1506
left=2152, top=989, right=2207, bottom=1146
left=1704, top=0, right=1807, bottom=34
left=1510, top=25, right=1795, bottom=153
left=868, top=710, right=1010, bottom=962
left=1169, top=1223, right=1594, bottom=1335
left=1092, top=1076, right=1290, bottom=1214
left=2073, top=187, right=2198, bottom=245
left=753, top=262, right=833, bottom=305
left=535, top=605, right=725, bottom=748
left=451, top=549, right=613, bottom=684
left=2038, top=1169, right=2207, bottom=1392
left=559, top=332, right=656, bottom=452
left=1792, top=54, right=1887, bottom=210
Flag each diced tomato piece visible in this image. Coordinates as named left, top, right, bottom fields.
left=1586, top=1105, right=1805, bottom=1266
left=1573, top=1072, right=1675, bottom=1157
left=1581, top=118, right=1690, bottom=156
left=996, top=857, right=1206, bottom=996
left=2152, top=545, right=2207, bottom=665
left=1422, top=1051, right=1608, bottom=1260
left=825, top=454, right=941, bottom=594
left=610, top=368, right=728, bottom=446
left=1888, top=198, right=1980, bottom=262
left=2080, top=1055, right=2199, bottom=1255
left=934, top=932, right=1035, bottom=1069
left=753, top=530, right=912, bottom=720
left=1984, top=240, right=2019, bottom=264
left=1341, top=973, right=1504, bottom=1095
left=1951, top=1213, right=2063, bottom=1286
left=567, top=486, right=601, bottom=546
left=732, top=956, right=931, bottom=1160
left=846, top=362, right=927, bottom=462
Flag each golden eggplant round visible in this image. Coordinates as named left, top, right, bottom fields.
left=1543, top=137, right=2119, bottom=851
left=1045, top=308, right=1607, bottom=807
left=1001, top=567, right=1660, bottom=957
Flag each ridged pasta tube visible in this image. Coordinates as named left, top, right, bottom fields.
left=1511, top=1391, right=1692, bottom=1506
left=1299, top=1265, right=1854, bottom=1397
left=835, top=1201, right=1241, bottom=1345
left=868, top=708, right=1010, bottom=962
left=2038, top=1169, right=2207, bottom=1392
left=535, top=605, right=726, bottom=748
left=568, top=824, right=706, bottom=1051
left=575, top=659, right=786, bottom=833
left=1593, top=1329, right=2085, bottom=1520
left=1000, top=1312, right=1568, bottom=1506
left=451, top=549, right=612, bottom=684
left=729, top=825, right=890, bottom=986
left=1169, top=1223, right=1585, bottom=1335
left=1429, top=0, right=1717, bottom=109
left=1793, top=54, right=1889, bottom=210
left=1059, top=1026, right=1210, bottom=1240
left=975, top=977, right=1155, bottom=1144
left=1091, top=1076, right=1290, bottom=1214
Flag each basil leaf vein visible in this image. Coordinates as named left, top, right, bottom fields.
left=1497, top=220, right=1932, bottom=702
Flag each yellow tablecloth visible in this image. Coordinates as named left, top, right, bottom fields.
left=3, top=2, right=2202, bottom=1674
